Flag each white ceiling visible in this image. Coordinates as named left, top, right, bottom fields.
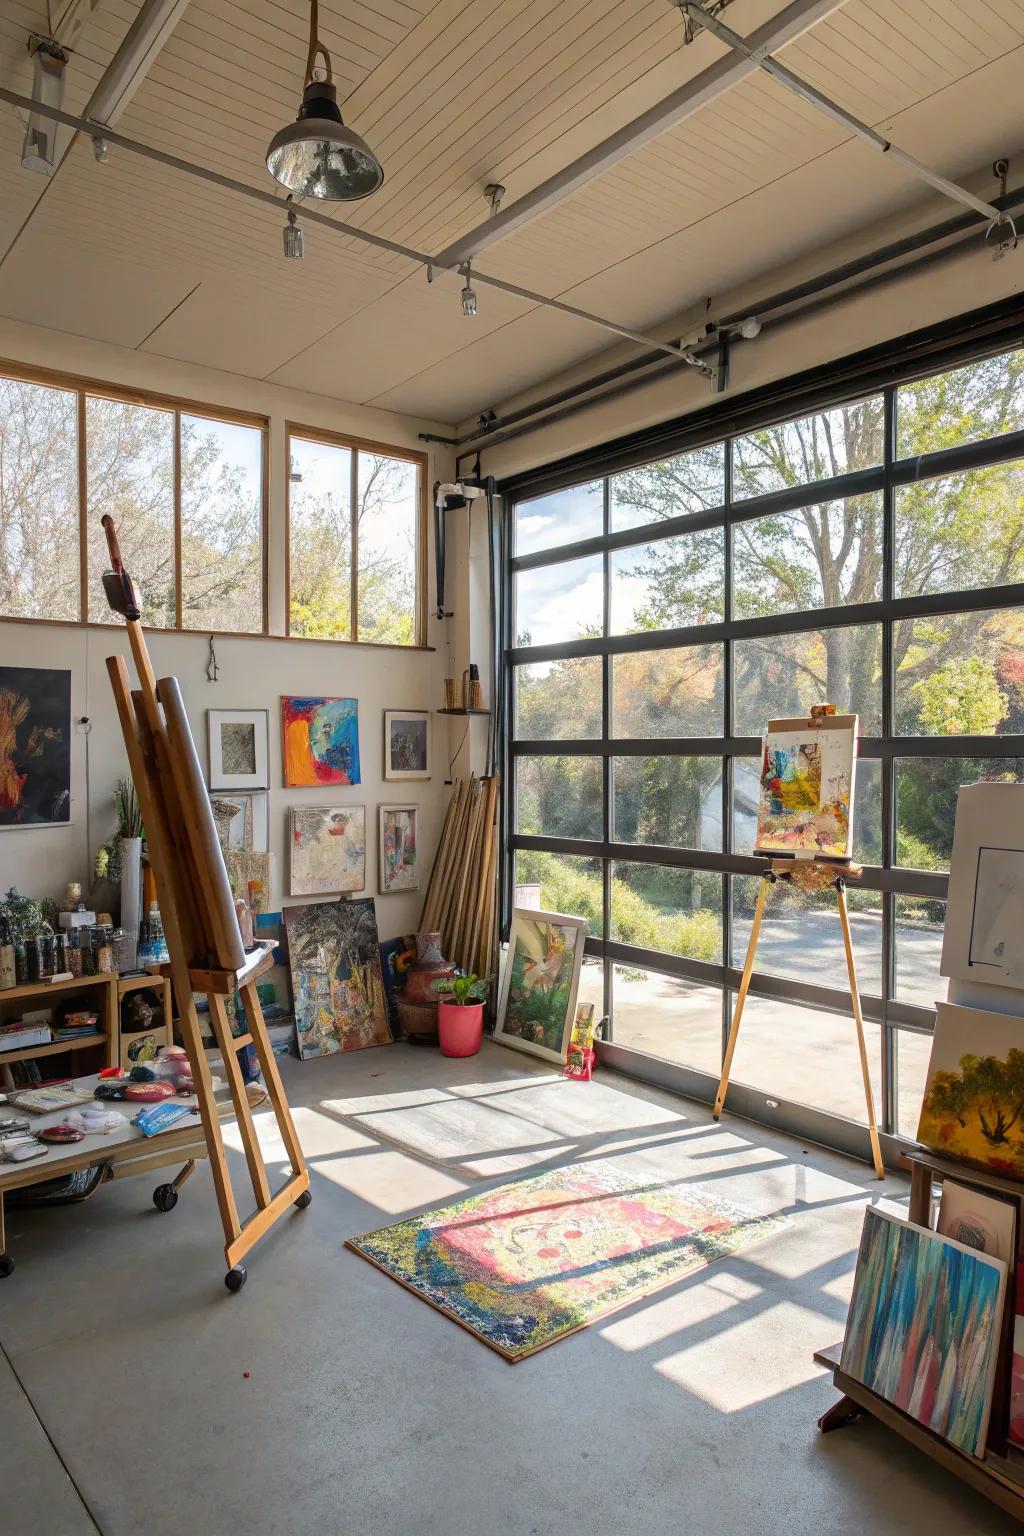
left=0, top=0, right=1021, bottom=425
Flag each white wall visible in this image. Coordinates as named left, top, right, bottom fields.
left=0, top=317, right=460, bottom=945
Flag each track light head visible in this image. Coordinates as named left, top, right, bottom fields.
left=737, top=315, right=761, bottom=339
left=461, top=261, right=478, bottom=317
left=283, top=201, right=304, bottom=259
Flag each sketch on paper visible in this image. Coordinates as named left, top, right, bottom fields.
left=290, top=806, right=365, bottom=896
left=969, top=846, right=1024, bottom=974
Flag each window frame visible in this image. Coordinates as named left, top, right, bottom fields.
left=285, top=420, right=428, bottom=649
left=499, top=324, right=1024, bottom=1163
left=0, top=357, right=270, bottom=636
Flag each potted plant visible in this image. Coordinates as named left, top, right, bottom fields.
left=433, top=972, right=491, bottom=1058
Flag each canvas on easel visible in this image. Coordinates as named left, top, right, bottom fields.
left=755, top=712, right=858, bottom=859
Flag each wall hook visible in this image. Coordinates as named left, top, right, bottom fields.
left=206, top=635, right=220, bottom=683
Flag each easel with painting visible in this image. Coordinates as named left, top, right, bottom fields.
left=713, top=704, right=885, bottom=1181
left=101, top=516, right=310, bottom=1291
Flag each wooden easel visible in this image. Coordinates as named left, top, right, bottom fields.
left=101, top=516, right=309, bottom=1291
left=713, top=708, right=885, bottom=1181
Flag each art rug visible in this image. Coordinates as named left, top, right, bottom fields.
left=346, top=1158, right=787, bottom=1360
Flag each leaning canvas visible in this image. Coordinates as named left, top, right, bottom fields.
left=841, top=1207, right=1005, bottom=1457
left=282, top=696, right=361, bottom=787
left=283, top=898, right=391, bottom=1057
left=290, top=806, right=365, bottom=896
left=494, top=908, right=587, bottom=1065
left=917, top=999, right=1024, bottom=1178
left=0, top=666, right=71, bottom=827
left=941, top=782, right=1024, bottom=989
left=755, top=712, right=857, bottom=858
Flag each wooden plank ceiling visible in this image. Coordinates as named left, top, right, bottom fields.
left=0, top=0, right=1021, bottom=424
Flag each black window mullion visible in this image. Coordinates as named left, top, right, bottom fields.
left=602, top=475, right=613, bottom=1038
left=722, top=435, right=735, bottom=1064
left=880, top=384, right=897, bottom=1136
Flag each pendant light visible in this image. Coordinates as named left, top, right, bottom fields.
left=266, top=0, right=383, bottom=202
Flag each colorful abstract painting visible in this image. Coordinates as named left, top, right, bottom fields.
left=495, top=908, right=587, bottom=1065
left=347, top=1159, right=787, bottom=1360
left=755, top=714, right=856, bottom=857
left=283, top=897, right=391, bottom=1056
left=290, top=806, right=365, bottom=896
left=917, top=1000, right=1024, bottom=1179
left=0, top=666, right=71, bottom=827
left=841, top=1207, right=1005, bottom=1456
left=379, top=804, right=418, bottom=893
left=282, top=696, right=360, bottom=787
left=1011, top=1265, right=1024, bottom=1449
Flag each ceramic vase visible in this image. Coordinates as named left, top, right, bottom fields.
left=119, top=836, right=142, bottom=971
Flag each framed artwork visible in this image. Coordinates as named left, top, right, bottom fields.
left=917, top=999, right=1024, bottom=1179
left=755, top=711, right=857, bottom=858
left=282, top=696, right=360, bottom=787
left=379, top=805, right=418, bottom=893
left=0, top=666, right=71, bottom=827
left=941, top=782, right=1024, bottom=989
left=207, top=708, right=269, bottom=791
left=290, top=806, right=365, bottom=896
left=937, top=1179, right=1017, bottom=1266
left=384, top=709, right=430, bottom=781
left=841, top=1206, right=1005, bottom=1457
left=208, top=791, right=269, bottom=853
left=283, top=897, right=391, bottom=1057
left=224, top=849, right=272, bottom=915
left=494, top=907, right=587, bottom=1065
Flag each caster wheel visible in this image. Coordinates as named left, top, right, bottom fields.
left=294, top=1189, right=312, bottom=1210
left=225, top=1265, right=247, bottom=1293
left=153, top=1184, right=178, bottom=1213
left=0, top=1254, right=14, bottom=1278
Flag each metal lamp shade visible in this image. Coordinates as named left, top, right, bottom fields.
left=266, top=81, right=383, bottom=201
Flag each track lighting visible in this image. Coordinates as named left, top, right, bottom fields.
left=266, top=0, right=383, bottom=201
left=737, top=315, right=761, bottom=339
left=283, top=200, right=303, bottom=259
left=461, top=262, right=478, bottom=317
left=21, top=42, right=66, bottom=175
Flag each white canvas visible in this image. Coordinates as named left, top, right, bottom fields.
left=942, top=783, right=1024, bottom=988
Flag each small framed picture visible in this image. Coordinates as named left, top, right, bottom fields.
left=290, top=806, right=366, bottom=897
left=208, top=709, right=269, bottom=790
left=494, top=908, right=587, bottom=1066
left=207, top=791, right=269, bottom=853
left=379, top=805, right=418, bottom=893
left=384, top=709, right=430, bottom=781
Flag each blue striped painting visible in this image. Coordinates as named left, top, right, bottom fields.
left=841, top=1208, right=1007, bottom=1457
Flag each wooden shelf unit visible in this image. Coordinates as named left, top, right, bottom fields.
left=0, top=971, right=118, bottom=1071
left=815, top=1148, right=1024, bottom=1522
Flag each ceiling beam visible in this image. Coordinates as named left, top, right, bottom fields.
left=86, top=0, right=192, bottom=130
left=429, top=0, right=848, bottom=272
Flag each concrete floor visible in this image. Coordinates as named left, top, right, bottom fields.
left=1, top=1040, right=1018, bottom=1536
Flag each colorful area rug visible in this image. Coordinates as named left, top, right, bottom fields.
left=346, top=1158, right=787, bottom=1360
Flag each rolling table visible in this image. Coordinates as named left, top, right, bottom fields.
left=0, top=1072, right=266, bottom=1276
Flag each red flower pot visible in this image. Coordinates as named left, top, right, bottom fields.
left=438, top=1001, right=484, bottom=1057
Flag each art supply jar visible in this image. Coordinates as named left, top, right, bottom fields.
left=94, top=926, right=113, bottom=974
left=30, top=932, right=54, bottom=982
left=0, top=921, right=15, bottom=990
left=110, top=927, right=129, bottom=973
left=234, top=898, right=254, bottom=951
left=51, top=931, right=68, bottom=975
left=66, top=931, right=83, bottom=978
left=79, top=926, right=96, bottom=976
left=13, top=941, right=28, bottom=985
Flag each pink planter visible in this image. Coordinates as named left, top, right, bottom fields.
left=438, top=1001, right=484, bottom=1057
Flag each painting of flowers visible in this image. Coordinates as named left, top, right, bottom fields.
left=841, top=1206, right=1005, bottom=1456
left=0, top=666, right=71, bottom=827
left=282, top=696, right=360, bottom=787
left=283, top=897, right=391, bottom=1057
left=495, top=908, right=587, bottom=1064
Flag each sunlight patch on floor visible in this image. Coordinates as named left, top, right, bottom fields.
left=315, top=1148, right=468, bottom=1214
left=599, top=1270, right=762, bottom=1353
left=655, top=1300, right=832, bottom=1410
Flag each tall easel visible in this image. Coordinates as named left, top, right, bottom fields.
left=101, top=516, right=310, bottom=1290
left=713, top=709, right=885, bottom=1181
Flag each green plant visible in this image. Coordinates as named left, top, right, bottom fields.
left=0, top=887, right=50, bottom=941
left=95, top=778, right=145, bottom=882
left=433, top=972, right=491, bottom=1006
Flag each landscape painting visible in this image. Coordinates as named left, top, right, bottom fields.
left=841, top=1207, right=1005, bottom=1457
left=283, top=898, right=391, bottom=1057
left=755, top=714, right=857, bottom=857
left=495, top=908, right=587, bottom=1064
left=290, top=806, right=365, bottom=896
left=917, top=999, right=1024, bottom=1178
left=282, top=696, right=361, bottom=787
left=379, top=804, right=418, bottom=893
left=0, top=666, right=71, bottom=827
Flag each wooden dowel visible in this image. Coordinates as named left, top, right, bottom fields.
left=422, top=778, right=466, bottom=934
left=714, top=873, right=770, bottom=1121
left=450, top=782, right=485, bottom=966
left=468, top=777, right=498, bottom=974
left=419, top=783, right=460, bottom=932
left=438, top=778, right=476, bottom=948
left=837, top=883, right=886, bottom=1180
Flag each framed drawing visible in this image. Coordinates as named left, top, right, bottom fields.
left=384, top=709, right=430, bottom=781
left=755, top=711, right=858, bottom=858
left=283, top=898, right=391, bottom=1056
left=290, top=806, right=365, bottom=896
left=379, top=805, right=418, bottom=893
left=208, top=791, right=269, bottom=853
left=0, top=666, right=71, bottom=827
left=494, top=907, right=587, bottom=1065
left=207, top=708, right=269, bottom=790
left=941, top=782, right=1024, bottom=988
left=282, top=696, right=360, bottom=787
